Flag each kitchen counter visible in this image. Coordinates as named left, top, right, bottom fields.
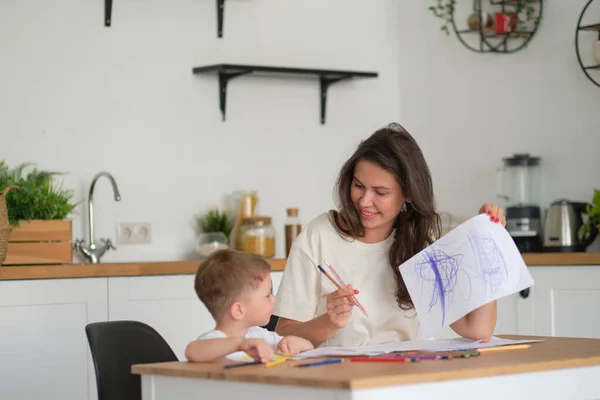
left=1, top=253, right=599, bottom=281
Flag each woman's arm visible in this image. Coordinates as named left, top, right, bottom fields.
left=449, top=202, right=503, bottom=341
left=275, top=285, right=356, bottom=347
left=450, top=301, right=497, bottom=341
left=275, top=315, right=338, bottom=348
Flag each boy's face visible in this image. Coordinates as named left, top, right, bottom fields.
left=242, top=274, right=275, bottom=327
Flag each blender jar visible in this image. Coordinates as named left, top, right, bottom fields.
left=497, top=153, right=541, bottom=208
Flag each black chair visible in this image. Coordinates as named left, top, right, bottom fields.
left=262, top=315, right=279, bottom=332
left=85, top=320, right=178, bottom=400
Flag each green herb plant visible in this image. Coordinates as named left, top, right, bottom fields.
left=429, top=0, right=456, bottom=35
left=0, top=161, right=79, bottom=226
left=580, top=189, right=600, bottom=241
left=195, top=207, right=234, bottom=238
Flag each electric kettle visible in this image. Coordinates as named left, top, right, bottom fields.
left=543, top=199, right=598, bottom=252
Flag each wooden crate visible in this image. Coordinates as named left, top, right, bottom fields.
left=4, top=220, right=73, bottom=265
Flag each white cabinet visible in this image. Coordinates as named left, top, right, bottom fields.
left=0, top=278, right=108, bottom=400
left=431, top=264, right=600, bottom=340
left=108, top=275, right=209, bottom=360
left=523, top=266, right=600, bottom=339
left=489, top=266, right=600, bottom=339
left=107, top=271, right=284, bottom=361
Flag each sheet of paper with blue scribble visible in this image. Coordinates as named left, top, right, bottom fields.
left=399, top=214, right=534, bottom=339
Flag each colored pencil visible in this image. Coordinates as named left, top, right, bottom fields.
left=317, top=264, right=368, bottom=317
left=477, top=344, right=531, bottom=353
left=350, top=357, right=417, bottom=363
left=224, top=360, right=263, bottom=369
left=324, top=259, right=369, bottom=317
left=265, top=358, right=287, bottom=368
left=293, top=358, right=343, bottom=368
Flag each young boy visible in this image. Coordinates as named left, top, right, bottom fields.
left=185, top=249, right=314, bottom=363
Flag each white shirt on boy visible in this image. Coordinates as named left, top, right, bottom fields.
left=197, top=326, right=283, bottom=360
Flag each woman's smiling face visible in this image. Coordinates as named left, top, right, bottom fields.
left=350, top=159, right=407, bottom=242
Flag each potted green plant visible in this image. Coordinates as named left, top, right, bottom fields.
left=579, top=189, right=600, bottom=241
left=0, top=161, right=79, bottom=265
left=195, top=207, right=234, bottom=258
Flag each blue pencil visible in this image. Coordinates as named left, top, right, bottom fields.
left=294, top=358, right=343, bottom=368
left=224, top=360, right=263, bottom=369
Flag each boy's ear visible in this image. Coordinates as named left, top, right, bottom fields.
left=230, top=301, right=244, bottom=321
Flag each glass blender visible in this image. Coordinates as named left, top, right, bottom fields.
left=497, top=153, right=542, bottom=253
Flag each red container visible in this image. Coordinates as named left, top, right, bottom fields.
left=495, top=12, right=517, bottom=34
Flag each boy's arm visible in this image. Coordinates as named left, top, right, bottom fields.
left=184, top=337, right=243, bottom=362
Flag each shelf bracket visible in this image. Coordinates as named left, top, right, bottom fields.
left=105, top=0, right=112, bottom=27
left=217, top=0, right=225, bottom=38
left=320, top=75, right=350, bottom=125
left=219, top=71, right=252, bottom=121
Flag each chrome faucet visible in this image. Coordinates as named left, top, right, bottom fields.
left=74, top=171, right=121, bottom=264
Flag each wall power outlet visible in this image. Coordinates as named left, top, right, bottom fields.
left=116, top=222, right=152, bottom=245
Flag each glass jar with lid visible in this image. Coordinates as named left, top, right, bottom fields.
left=240, top=216, right=275, bottom=258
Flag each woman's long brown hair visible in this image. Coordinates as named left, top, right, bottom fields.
left=332, top=123, right=441, bottom=310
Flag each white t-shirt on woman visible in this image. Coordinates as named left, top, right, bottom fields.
left=274, top=211, right=420, bottom=347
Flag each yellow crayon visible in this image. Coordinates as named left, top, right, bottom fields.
left=265, top=358, right=287, bottom=368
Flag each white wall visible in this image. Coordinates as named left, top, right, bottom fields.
left=397, top=0, right=600, bottom=221
left=1, top=0, right=598, bottom=262
left=0, top=0, right=402, bottom=261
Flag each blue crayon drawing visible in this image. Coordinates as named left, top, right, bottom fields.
left=413, top=229, right=510, bottom=328
left=413, top=248, right=464, bottom=327
left=467, top=230, right=509, bottom=301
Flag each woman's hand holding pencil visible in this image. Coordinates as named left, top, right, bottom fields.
left=325, top=285, right=356, bottom=328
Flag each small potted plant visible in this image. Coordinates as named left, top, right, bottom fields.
left=580, top=189, right=600, bottom=242
left=195, top=207, right=234, bottom=258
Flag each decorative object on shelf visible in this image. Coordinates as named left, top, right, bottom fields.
left=429, top=0, right=543, bottom=54
left=575, top=0, right=600, bottom=88
left=0, top=161, right=78, bottom=265
left=580, top=189, right=600, bottom=241
left=195, top=207, right=234, bottom=258
left=467, top=10, right=493, bottom=32
left=192, top=64, right=378, bottom=124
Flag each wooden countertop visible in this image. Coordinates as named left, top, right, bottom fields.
left=131, top=335, right=600, bottom=390
left=1, top=253, right=600, bottom=281
left=0, top=258, right=286, bottom=281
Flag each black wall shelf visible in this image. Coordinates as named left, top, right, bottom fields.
left=217, top=0, right=225, bottom=37
left=450, top=0, right=543, bottom=54
left=105, top=0, right=112, bottom=26
left=575, top=0, right=600, bottom=88
left=104, top=0, right=226, bottom=34
left=192, top=64, right=378, bottom=124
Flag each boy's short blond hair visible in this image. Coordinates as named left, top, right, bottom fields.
left=194, top=249, right=271, bottom=321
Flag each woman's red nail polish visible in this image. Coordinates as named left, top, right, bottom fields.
left=354, top=289, right=359, bottom=294
left=486, top=210, right=492, bottom=215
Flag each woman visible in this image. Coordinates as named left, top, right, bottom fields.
left=274, top=123, right=505, bottom=347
